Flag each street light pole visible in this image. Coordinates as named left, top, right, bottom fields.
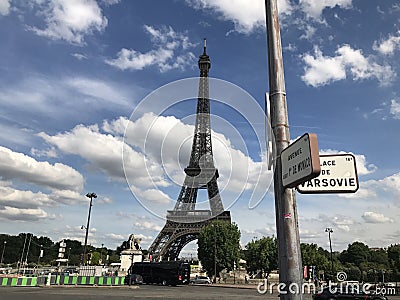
left=265, top=1, right=302, bottom=299
left=1, top=241, right=6, bottom=264
left=210, top=223, right=217, bottom=283
left=83, top=192, right=97, bottom=265
left=37, top=245, right=42, bottom=266
left=325, top=228, right=334, bottom=278
left=67, top=247, right=71, bottom=266
left=100, top=243, right=104, bottom=265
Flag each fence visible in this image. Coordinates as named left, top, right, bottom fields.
left=0, top=275, right=125, bottom=287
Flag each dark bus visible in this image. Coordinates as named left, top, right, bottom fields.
left=127, top=261, right=190, bottom=286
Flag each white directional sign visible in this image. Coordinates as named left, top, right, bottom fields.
left=281, top=133, right=321, bottom=188
left=297, top=154, right=359, bottom=194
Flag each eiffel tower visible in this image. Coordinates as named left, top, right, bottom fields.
left=148, top=40, right=231, bottom=261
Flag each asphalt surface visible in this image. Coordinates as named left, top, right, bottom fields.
left=1, top=285, right=399, bottom=300
left=0, top=284, right=297, bottom=300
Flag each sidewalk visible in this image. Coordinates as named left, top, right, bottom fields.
left=193, top=283, right=258, bottom=290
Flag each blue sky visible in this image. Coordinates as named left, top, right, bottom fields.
left=0, top=0, right=400, bottom=256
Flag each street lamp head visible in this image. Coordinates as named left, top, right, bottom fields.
left=81, top=225, right=86, bottom=230
left=325, top=227, right=333, bottom=233
left=86, top=192, right=97, bottom=199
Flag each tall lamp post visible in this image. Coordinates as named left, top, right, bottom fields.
left=211, top=223, right=217, bottom=283
left=1, top=241, right=6, bottom=264
left=67, top=247, right=71, bottom=266
left=325, top=228, right=334, bottom=278
left=100, top=243, right=104, bottom=265
left=83, top=192, right=97, bottom=265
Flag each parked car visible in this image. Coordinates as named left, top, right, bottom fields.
left=190, top=275, right=211, bottom=284
left=313, top=286, right=388, bottom=300
left=125, top=273, right=144, bottom=285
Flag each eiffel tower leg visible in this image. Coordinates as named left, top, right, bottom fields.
left=207, top=176, right=224, bottom=215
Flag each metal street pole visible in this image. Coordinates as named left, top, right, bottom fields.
left=18, top=233, right=28, bottom=274
left=83, top=192, right=97, bottom=266
left=325, top=228, right=334, bottom=278
left=100, top=243, right=104, bottom=265
left=37, top=245, right=42, bottom=266
left=1, top=241, right=6, bottom=264
left=23, top=233, right=32, bottom=276
left=214, top=224, right=217, bottom=283
left=265, top=1, right=303, bottom=299
left=67, top=247, right=71, bottom=266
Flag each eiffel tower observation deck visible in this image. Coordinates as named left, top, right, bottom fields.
left=148, top=40, right=231, bottom=261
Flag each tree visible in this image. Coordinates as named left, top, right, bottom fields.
left=244, top=236, right=277, bottom=278
left=197, top=221, right=240, bottom=278
left=301, top=243, right=332, bottom=276
left=340, top=241, right=370, bottom=267
left=388, top=244, right=400, bottom=272
left=388, top=244, right=400, bottom=281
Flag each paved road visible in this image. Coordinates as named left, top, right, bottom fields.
left=2, top=285, right=398, bottom=300
left=0, top=285, right=307, bottom=300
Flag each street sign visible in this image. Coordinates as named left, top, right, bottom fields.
left=297, top=153, right=359, bottom=194
left=281, top=133, right=320, bottom=188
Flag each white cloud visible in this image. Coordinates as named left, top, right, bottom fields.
left=108, top=113, right=270, bottom=196
left=38, top=123, right=168, bottom=188
left=302, top=45, right=394, bottom=87
left=134, top=221, right=162, bottom=232
left=65, top=77, right=130, bottom=107
left=300, top=25, right=316, bottom=40
left=0, top=206, right=52, bottom=221
left=105, top=233, right=125, bottom=241
left=331, top=214, right=355, bottom=232
left=341, top=172, right=400, bottom=203
left=28, top=0, right=108, bottom=44
left=373, top=32, right=400, bottom=55
left=0, top=0, right=11, bottom=15
left=0, top=171, right=86, bottom=222
left=362, top=211, right=393, bottom=224
left=40, top=112, right=271, bottom=215
left=71, top=53, right=88, bottom=60
left=185, top=0, right=354, bottom=34
left=319, top=149, right=377, bottom=176
left=61, top=225, right=97, bottom=243
left=30, top=147, right=58, bottom=158
left=130, top=186, right=173, bottom=205
left=390, top=99, right=400, bottom=119
left=0, top=182, right=69, bottom=221
left=185, top=0, right=293, bottom=34
left=0, top=75, right=133, bottom=127
left=0, top=185, right=55, bottom=209
left=101, top=0, right=121, bottom=6
left=299, top=0, right=352, bottom=20
left=0, top=146, right=84, bottom=191
left=105, top=25, right=196, bottom=72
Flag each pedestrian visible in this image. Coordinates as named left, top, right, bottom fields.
left=245, top=275, right=248, bottom=284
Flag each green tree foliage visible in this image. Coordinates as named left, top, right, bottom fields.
left=339, top=242, right=391, bottom=282
left=197, top=221, right=240, bottom=277
left=244, top=236, right=277, bottom=278
left=388, top=244, right=400, bottom=271
left=0, top=233, right=113, bottom=267
left=301, top=243, right=332, bottom=271
left=340, top=241, right=370, bottom=266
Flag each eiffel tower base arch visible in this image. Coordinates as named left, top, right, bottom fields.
left=149, top=211, right=231, bottom=261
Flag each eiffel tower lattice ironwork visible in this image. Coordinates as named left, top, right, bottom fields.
left=148, top=40, right=231, bottom=261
